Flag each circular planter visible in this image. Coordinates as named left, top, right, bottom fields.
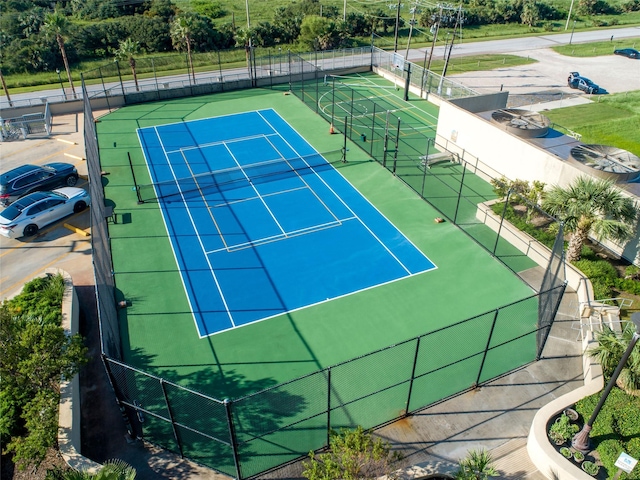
left=564, top=408, right=579, bottom=422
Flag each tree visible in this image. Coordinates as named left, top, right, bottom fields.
left=588, top=323, right=640, bottom=395
left=302, top=426, right=401, bottom=480
left=0, top=274, right=88, bottom=469
left=234, top=26, right=255, bottom=76
left=521, top=0, right=541, bottom=27
left=299, top=15, right=341, bottom=51
left=170, top=14, right=197, bottom=84
left=42, top=9, right=77, bottom=98
left=542, top=176, right=637, bottom=263
left=115, top=38, right=141, bottom=91
left=455, top=449, right=499, bottom=480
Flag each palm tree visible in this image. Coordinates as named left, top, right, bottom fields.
left=115, top=38, right=141, bottom=92
left=234, top=26, right=254, bottom=78
left=42, top=9, right=77, bottom=99
left=542, top=176, right=637, bottom=262
left=588, top=323, right=640, bottom=395
left=61, top=459, right=136, bottom=479
left=455, top=449, right=498, bottom=480
left=170, top=15, right=197, bottom=84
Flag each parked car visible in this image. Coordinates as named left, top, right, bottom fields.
left=0, top=163, right=79, bottom=206
left=0, top=187, right=90, bottom=238
left=614, top=48, right=640, bottom=59
left=567, top=72, right=600, bottom=94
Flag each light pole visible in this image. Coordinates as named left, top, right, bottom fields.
left=569, top=20, right=576, bottom=45
left=572, top=314, right=640, bottom=452
left=56, top=68, right=67, bottom=100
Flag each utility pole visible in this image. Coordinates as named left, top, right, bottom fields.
left=404, top=3, right=418, bottom=59
left=0, top=66, right=13, bottom=107
left=393, top=0, right=401, bottom=52
left=344, top=0, right=347, bottom=21
left=565, top=0, right=575, bottom=30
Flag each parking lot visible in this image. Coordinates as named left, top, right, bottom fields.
left=0, top=113, right=92, bottom=300
left=446, top=46, right=640, bottom=97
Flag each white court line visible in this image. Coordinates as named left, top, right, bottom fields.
left=262, top=136, right=344, bottom=225
left=222, top=143, right=289, bottom=239
left=168, top=132, right=279, bottom=155
left=153, top=126, right=237, bottom=329
left=257, top=111, right=413, bottom=276
left=206, top=217, right=356, bottom=254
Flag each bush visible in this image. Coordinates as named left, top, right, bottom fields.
left=0, top=274, right=88, bottom=469
left=576, top=388, right=640, bottom=478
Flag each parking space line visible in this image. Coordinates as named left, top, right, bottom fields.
left=1, top=140, right=51, bottom=159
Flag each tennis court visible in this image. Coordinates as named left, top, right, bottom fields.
left=94, top=78, right=549, bottom=476
left=99, top=85, right=535, bottom=396
left=136, top=109, right=435, bottom=337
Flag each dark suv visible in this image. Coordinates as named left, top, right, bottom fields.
left=0, top=163, right=79, bottom=206
left=567, top=72, right=600, bottom=94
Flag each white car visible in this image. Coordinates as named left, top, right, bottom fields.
left=0, top=187, right=90, bottom=238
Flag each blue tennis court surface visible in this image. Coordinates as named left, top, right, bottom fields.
left=137, top=109, right=436, bottom=337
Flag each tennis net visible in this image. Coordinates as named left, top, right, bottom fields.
left=136, top=149, right=345, bottom=203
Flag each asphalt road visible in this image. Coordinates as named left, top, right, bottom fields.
left=2, top=26, right=640, bottom=108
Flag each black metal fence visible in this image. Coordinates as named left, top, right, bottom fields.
left=82, top=49, right=567, bottom=480
left=83, top=80, right=122, bottom=360
left=102, top=283, right=564, bottom=479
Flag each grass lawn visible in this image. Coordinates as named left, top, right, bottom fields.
left=544, top=90, right=640, bottom=157
left=553, top=38, right=640, bottom=57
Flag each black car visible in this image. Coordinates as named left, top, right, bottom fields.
left=567, top=72, right=600, bottom=94
left=0, top=163, right=79, bottom=206
left=614, top=48, right=640, bottom=59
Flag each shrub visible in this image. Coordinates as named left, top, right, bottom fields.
left=560, top=446, right=572, bottom=458
left=576, top=387, right=640, bottom=477
left=582, top=460, right=599, bottom=475
left=549, top=413, right=579, bottom=444
left=0, top=274, right=88, bottom=469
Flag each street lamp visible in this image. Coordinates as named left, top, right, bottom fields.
left=56, top=68, right=67, bottom=100
left=572, top=314, right=640, bottom=452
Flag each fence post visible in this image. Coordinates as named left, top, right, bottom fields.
left=224, top=399, right=242, bottom=480
left=492, top=188, right=512, bottom=257
left=420, top=138, right=432, bottom=197
left=99, top=71, right=111, bottom=112
left=288, top=50, right=292, bottom=91
left=160, top=379, right=184, bottom=458
left=152, top=58, right=161, bottom=100
left=475, top=309, right=500, bottom=387
left=326, top=367, right=332, bottom=446
left=392, top=117, right=401, bottom=174
left=405, top=337, right=421, bottom=414
left=452, top=157, right=467, bottom=223
left=369, top=103, right=376, bottom=157
left=115, top=61, right=125, bottom=98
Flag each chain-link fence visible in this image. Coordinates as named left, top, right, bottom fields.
left=103, top=282, right=564, bottom=479
left=83, top=49, right=567, bottom=479
left=83, top=79, right=122, bottom=360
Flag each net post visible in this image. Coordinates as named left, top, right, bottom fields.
left=128, top=152, right=143, bottom=204
left=341, top=116, right=348, bottom=163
